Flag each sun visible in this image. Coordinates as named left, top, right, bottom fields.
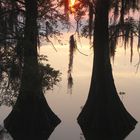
left=69, top=0, right=76, bottom=13
left=70, top=0, right=76, bottom=7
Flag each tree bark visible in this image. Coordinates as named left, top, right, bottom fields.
left=77, top=0, right=137, bottom=139
left=4, top=1, right=60, bottom=139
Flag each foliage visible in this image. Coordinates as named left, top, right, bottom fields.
left=39, top=55, right=62, bottom=92
left=0, top=0, right=65, bottom=107
left=65, top=0, right=140, bottom=60
left=0, top=54, right=61, bottom=107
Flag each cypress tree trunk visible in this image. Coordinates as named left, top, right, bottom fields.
left=4, top=1, right=60, bottom=139
left=77, top=0, right=137, bottom=139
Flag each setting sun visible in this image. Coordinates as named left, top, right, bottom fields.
left=70, top=0, right=76, bottom=7
left=69, top=0, right=76, bottom=13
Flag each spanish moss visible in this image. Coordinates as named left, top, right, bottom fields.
left=67, top=35, right=76, bottom=93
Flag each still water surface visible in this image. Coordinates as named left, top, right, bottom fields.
left=0, top=41, right=140, bottom=140
left=42, top=43, right=140, bottom=140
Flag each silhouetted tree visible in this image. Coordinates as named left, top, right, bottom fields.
left=0, top=0, right=66, bottom=84
left=65, top=0, right=139, bottom=139
left=2, top=0, right=65, bottom=139
left=0, top=1, right=62, bottom=108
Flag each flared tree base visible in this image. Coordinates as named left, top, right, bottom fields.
left=77, top=87, right=137, bottom=140
left=4, top=93, right=61, bottom=140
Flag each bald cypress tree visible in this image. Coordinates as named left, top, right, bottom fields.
left=75, top=0, right=139, bottom=139
left=4, top=0, right=61, bottom=139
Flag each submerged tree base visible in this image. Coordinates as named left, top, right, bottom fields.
left=77, top=82, right=137, bottom=140
left=4, top=93, right=61, bottom=140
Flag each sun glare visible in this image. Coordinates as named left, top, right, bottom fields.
left=69, top=0, right=76, bottom=13
left=70, top=0, right=76, bottom=7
